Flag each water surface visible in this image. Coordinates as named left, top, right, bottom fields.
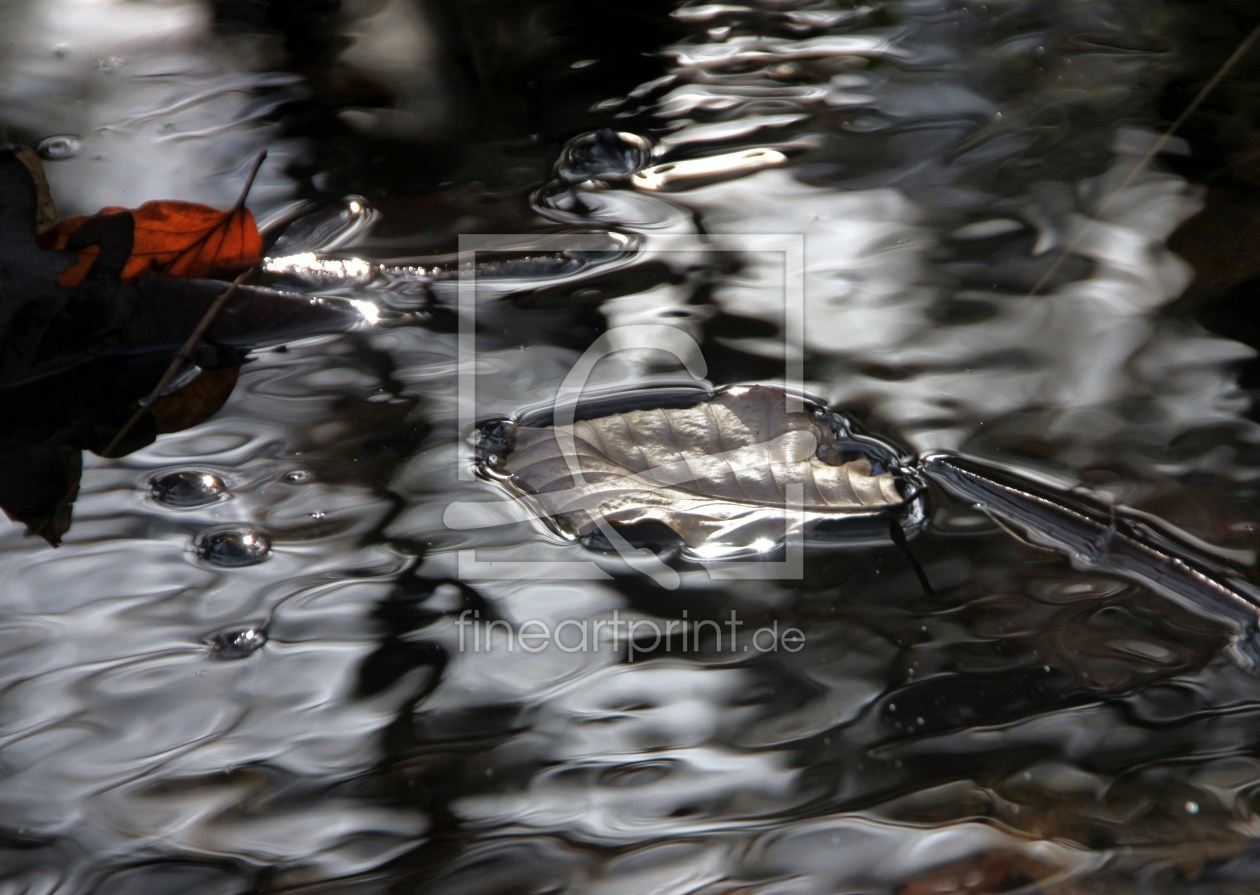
left=2, top=0, right=1260, bottom=891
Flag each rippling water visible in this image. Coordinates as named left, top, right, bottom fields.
left=3, top=0, right=1260, bottom=891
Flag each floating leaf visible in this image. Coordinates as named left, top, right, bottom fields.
left=42, top=199, right=263, bottom=287
left=0, top=148, right=361, bottom=387
left=0, top=147, right=362, bottom=542
left=481, top=385, right=924, bottom=556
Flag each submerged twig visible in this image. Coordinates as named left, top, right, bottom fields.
left=103, top=150, right=267, bottom=459
left=889, top=517, right=935, bottom=599
left=1026, top=23, right=1260, bottom=298
left=102, top=267, right=253, bottom=458
left=920, top=451, right=1260, bottom=671
left=233, top=151, right=267, bottom=212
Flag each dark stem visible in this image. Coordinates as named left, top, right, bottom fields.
left=102, top=268, right=253, bottom=458
left=233, top=150, right=268, bottom=212
left=889, top=518, right=935, bottom=600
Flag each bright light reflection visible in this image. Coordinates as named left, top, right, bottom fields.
left=264, top=252, right=373, bottom=280
left=350, top=299, right=381, bottom=325
left=691, top=542, right=738, bottom=559
left=632, top=147, right=786, bottom=191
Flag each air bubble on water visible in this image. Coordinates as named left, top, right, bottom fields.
left=149, top=470, right=230, bottom=508
left=556, top=129, right=654, bottom=185
left=37, top=134, right=82, bottom=160
left=284, top=470, right=313, bottom=484
left=1185, top=801, right=1199, bottom=814
left=266, top=195, right=377, bottom=257
left=208, top=625, right=269, bottom=659
left=195, top=526, right=272, bottom=567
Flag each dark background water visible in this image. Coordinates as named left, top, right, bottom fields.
left=3, top=0, right=1260, bottom=891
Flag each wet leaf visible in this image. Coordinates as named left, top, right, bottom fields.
left=0, top=148, right=360, bottom=387
left=489, top=385, right=921, bottom=554
left=0, top=444, right=81, bottom=546
left=149, top=365, right=241, bottom=434
left=0, top=147, right=362, bottom=542
left=0, top=355, right=248, bottom=543
left=42, top=199, right=263, bottom=287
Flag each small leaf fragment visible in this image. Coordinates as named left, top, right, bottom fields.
left=11, top=147, right=59, bottom=234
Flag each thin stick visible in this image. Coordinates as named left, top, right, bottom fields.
left=889, top=518, right=935, bottom=599
left=1026, top=23, right=1260, bottom=299
left=103, top=150, right=267, bottom=459
left=234, top=150, right=267, bottom=211
left=103, top=267, right=252, bottom=458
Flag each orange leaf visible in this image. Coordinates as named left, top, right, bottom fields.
left=42, top=200, right=262, bottom=288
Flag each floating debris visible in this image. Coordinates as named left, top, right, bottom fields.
left=207, top=625, right=269, bottom=659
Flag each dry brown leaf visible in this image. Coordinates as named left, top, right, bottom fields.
left=493, top=385, right=918, bottom=552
